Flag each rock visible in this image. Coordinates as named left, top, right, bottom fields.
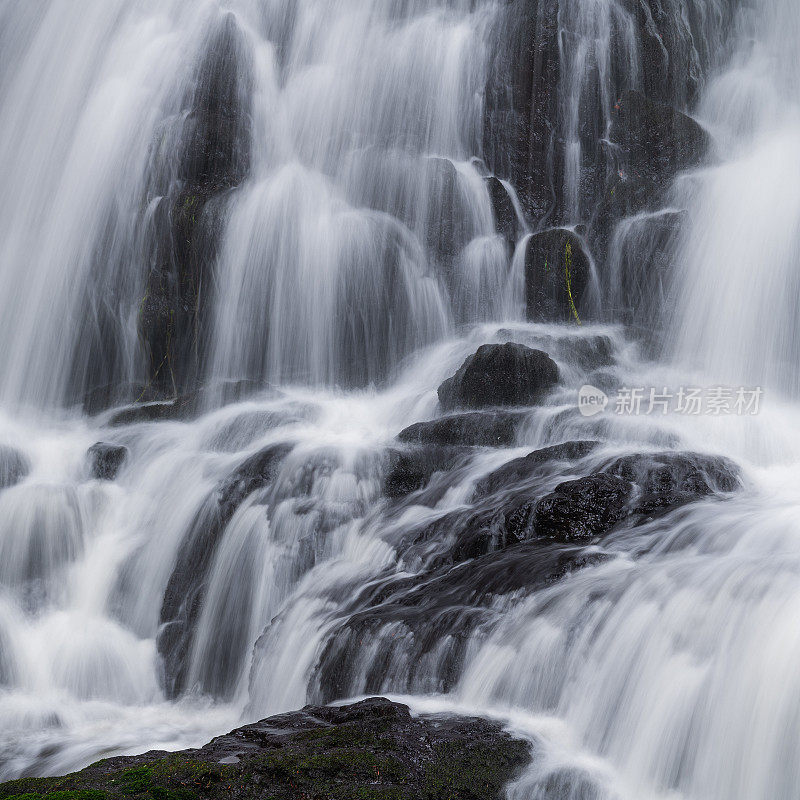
left=604, top=451, right=741, bottom=517
left=512, top=450, right=741, bottom=543
left=424, top=157, right=476, bottom=270
left=438, top=343, right=559, bottom=411
left=158, top=442, right=292, bottom=697
left=483, top=0, right=561, bottom=220
left=138, top=11, right=253, bottom=397
left=485, top=175, right=518, bottom=247
left=383, top=446, right=467, bottom=498
left=524, top=228, right=591, bottom=323
left=531, top=474, right=632, bottom=542
left=87, top=442, right=128, bottom=481
left=0, top=446, right=29, bottom=490
left=0, top=698, right=531, bottom=800
left=474, top=441, right=599, bottom=497
left=107, top=393, right=200, bottom=426
left=315, top=543, right=610, bottom=699
left=398, top=411, right=528, bottom=448
left=610, top=90, right=709, bottom=189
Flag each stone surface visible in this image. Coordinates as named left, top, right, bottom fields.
left=0, top=698, right=531, bottom=800
left=87, top=442, right=129, bottom=481
left=438, top=344, right=559, bottom=411
left=524, top=228, right=591, bottom=323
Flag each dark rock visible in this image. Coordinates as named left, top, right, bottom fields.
left=0, top=446, right=29, bottom=490
left=315, top=543, right=610, bottom=699
left=524, top=228, right=591, bottom=323
left=107, top=393, right=200, bottom=426
left=383, top=446, right=467, bottom=498
left=87, top=442, right=128, bottom=481
left=610, top=90, right=708, bottom=189
left=424, top=157, right=476, bottom=270
left=604, top=451, right=741, bottom=517
left=0, top=698, right=530, bottom=800
left=474, top=441, right=600, bottom=497
left=531, top=474, right=632, bottom=542
left=438, top=343, right=559, bottom=411
left=158, top=442, right=292, bottom=697
left=486, top=175, right=518, bottom=247
left=138, top=11, right=253, bottom=397
left=515, top=450, right=741, bottom=543
left=398, top=411, right=527, bottom=448
left=483, top=0, right=561, bottom=220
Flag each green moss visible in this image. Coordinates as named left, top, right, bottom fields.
left=564, top=241, right=582, bottom=326
left=5, top=792, right=106, bottom=800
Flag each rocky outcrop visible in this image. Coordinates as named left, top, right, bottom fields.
left=398, top=410, right=528, bottom=448
left=473, top=440, right=600, bottom=497
left=524, top=228, right=591, bottom=322
left=503, top=450, right=742, bottom=543
left=483, top=0, right=560, bottom=221
left=158, top=442, right=292, bottom=697
left=87, top=442, right=128, bottom=480
left=438, top=343, right=559, bottom=411
left=383, top=446, right=468, bottom=499
left=138, top=12, right=253, bottom=398
left=0, top=698, right=531, bottom=800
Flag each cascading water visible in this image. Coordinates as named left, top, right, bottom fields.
left=1, top=1, right=799, bottom=799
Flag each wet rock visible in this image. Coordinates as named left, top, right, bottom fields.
left=531, top=474, right=632, bottom=542
left=524, top=228, right=591, bottom=323
left=316, top=543, right=610, bottom=699
left=383, top=446, right=467, bottom=498
left=474, top=441, right=600, bottom=497
left=486, top=175, right=518, bottom=247
left=507, top=450, right=741, bottom=544
left=610, top=90, right=709, bottom=189
left=0, top=446, right=29, bottom=490
left=604, top=451, right=741, bottom=517
left=438, top=343, right=559, bottom=411
left=138, top=12, right=253, bottom=396
left=483, top=0, right=561, bottom=220
left=158, top=442, right=292, bottom=697
left=0, top=698, right=531, bottom=800
left=398, top=410, right=528, bottom=448
left=87, top=442, right=128, bottom=481
left=107, top=393, right=200, bottom=426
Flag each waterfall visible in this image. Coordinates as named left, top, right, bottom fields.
left=1, top=2, right=800, bottom=799
left=670, top=0, right=800, bottom=395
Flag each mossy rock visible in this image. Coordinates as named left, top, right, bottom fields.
left=0, top=699, right=530, bottom=800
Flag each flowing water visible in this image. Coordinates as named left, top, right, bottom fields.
left=0, top=1, right=799, bottom=799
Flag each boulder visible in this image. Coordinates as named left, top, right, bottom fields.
left=524, top=228, right=591, bottom=323
left=398, top=410, right=528, bottom=448
left=0, top=698, right=531, bottom=800
left=383, top=446, right=466, bottom=499
left=507, top=450, right=741, bottom=544
left=604, top=451, right=741, bottom=517
left=87, top=442, right=128, bottom=481
left=530, top=474, right=632, bottom=542
left=610, top=90, right=709, bottom=189
left=437, top=343, right=559, bottom=411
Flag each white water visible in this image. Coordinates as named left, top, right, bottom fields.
left=1, top=2, right=800, bottom=800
